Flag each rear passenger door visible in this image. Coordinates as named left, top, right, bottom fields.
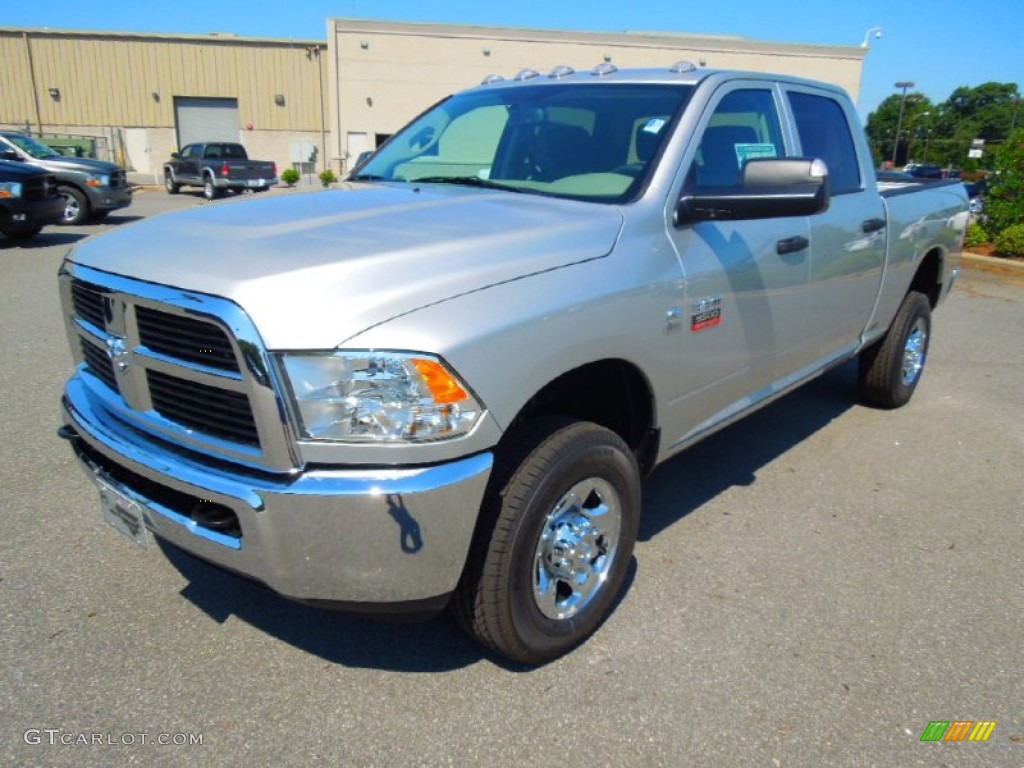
left=784, top=87, right=886, bottom=360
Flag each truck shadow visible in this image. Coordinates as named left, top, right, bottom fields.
left=639, top=360, right=858, bottom=540
left=160, top=361, right=857, bottom=672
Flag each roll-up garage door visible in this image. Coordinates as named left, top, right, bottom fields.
left=174, top=97, right=240, bottom=148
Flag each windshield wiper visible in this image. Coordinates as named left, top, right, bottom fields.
left=348, top=173, right=388, bottom=182
left=410, top=176, right=523, bottom=193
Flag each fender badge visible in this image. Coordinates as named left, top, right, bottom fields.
left=691, top=298, right=722, bottom=332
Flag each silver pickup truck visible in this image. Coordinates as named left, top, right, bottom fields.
left=58, top=65, right=967, bottom=663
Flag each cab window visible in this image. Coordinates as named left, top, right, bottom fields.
left=691, top=89, right=784, bottom=189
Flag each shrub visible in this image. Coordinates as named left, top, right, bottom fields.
left=963, top=222, right=989, bottom=248
left=318, top=169, right=337, bottom=187
left=280, top=168, right=300, bottom=186
left=984, top=128, right=1024, bottom=235
left=993, top=224, right=1024, bottom=257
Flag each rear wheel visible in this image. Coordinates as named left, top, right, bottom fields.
left=454, top=419, right=640, bottom=664
left=859, top=291, right=931, bottom=408
left=203, top=175, right=220, bottom=200
left=58, top=186, right=89, bottom=225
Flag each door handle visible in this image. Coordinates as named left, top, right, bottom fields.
left=777, top=236, right=809, bottom=255
left=862, top=218, right=886, bottom=233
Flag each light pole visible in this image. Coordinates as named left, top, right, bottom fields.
left=916, top=111, right=931, bottom=164
left=891, top=81, right=915, bottom=167
left=861, top=27, right=883, bottom=48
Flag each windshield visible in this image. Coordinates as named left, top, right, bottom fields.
left=4, top=134, right=62, bottom=159
left=353, top=82, right=692, bottom=204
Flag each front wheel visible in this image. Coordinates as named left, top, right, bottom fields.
left=58, top=186, right=89, bottom=225
left=454, top=419, right=640, bottom=664
left=164, top=171, right=180, bottom=194
left=859, top=291, right=932, bottom=408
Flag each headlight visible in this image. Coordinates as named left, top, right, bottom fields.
left=85, top=174, right=110, bottom=187
left=0, top=181, right=23, bottom=198
left=280, top=351, right=484, bottom=443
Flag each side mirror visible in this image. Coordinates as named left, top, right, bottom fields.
left=0, top=149, right=22, bottom=162
left=170, top=151, right=181, bottom=159
left=676, top=158, right=830, bottom=225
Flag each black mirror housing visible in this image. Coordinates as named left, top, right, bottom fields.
left=676, top=157, right=830, bottom=225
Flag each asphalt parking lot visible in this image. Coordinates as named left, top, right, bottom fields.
left=2, top=190, right=1022, bottom=767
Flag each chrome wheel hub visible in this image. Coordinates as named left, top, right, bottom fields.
left=61, top=193, right=79, bottom=222
left=902, top=319, right=927, bottom=386
left=533, top=478, right=621, bottom=620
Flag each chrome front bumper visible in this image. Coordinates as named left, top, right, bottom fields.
left=61, top=376, right=493, bottom=609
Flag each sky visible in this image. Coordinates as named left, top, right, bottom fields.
left=3, top=1, right=1021, bottom=123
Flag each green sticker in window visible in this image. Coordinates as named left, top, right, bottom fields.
left=735, top=143, right=777, bottom=164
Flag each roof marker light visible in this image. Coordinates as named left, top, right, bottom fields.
left=513, top=68, right=540, bottom=82
left=591, top=62, right=618, bottom=77
left=548, top=65, right=575, bottom=79
left=481, top=74, right=505, bottom=85
left=670, top=60, right=697, bottom=73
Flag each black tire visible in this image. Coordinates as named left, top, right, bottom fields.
left=203, top=175, right=220, bottom=200
left=164, top=171, right=180, bottom=194
left=859, top=291, right=931, bottom=408
left=454, top=418, right=640, bottom=664
left=58, top=185, right=89, bottom=225
left=2, top=226, right=43, bottom=240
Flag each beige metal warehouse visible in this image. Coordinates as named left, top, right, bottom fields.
left=326, top=19, right=866, bottom=173
left=2, top=20, right=866, bottom=176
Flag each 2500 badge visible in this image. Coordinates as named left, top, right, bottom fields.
left=691, top=297, right=722, bottom=332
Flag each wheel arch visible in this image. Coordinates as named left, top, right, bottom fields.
left=504, top=358, right=659, bottom=477
left=910, top=246, right=945, bottom=308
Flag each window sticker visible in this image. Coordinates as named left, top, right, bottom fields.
left=735, top=143, right=777, bottom=164
left=642, top=118, right=667, bottom=135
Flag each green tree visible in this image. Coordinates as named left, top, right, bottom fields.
left=865, top=82, right=1021, bottom=170
left=984, top=128, right=1024, bottom=236
left=865, top=93, right=933, bottom=166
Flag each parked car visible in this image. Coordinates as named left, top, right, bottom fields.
left=0, top=131, right=132, bottom=225
left=164, top=143, right=277, bottom=199
left=906, top=164, right=945, bottom=179
left=0, top=159, right=65, bottom=239
left=58, top=66, right=967, bottom=664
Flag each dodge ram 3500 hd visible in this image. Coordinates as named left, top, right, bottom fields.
left=58, top=65, right=967, bottom=663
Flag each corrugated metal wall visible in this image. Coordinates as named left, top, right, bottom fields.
left=1, top=28, right=326, bottom=133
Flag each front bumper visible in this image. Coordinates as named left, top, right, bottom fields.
left=61, top=375, right=493, bottom=609
left=86, top=185, right=133, bottom=213
left=0, top=196, right=65, bottom=231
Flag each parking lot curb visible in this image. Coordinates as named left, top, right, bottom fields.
left=961, top=250, right=1024, bottom=276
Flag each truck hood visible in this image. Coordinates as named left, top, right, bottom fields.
left=69, top=183, right=624, bottom=348
left=37, top=156, right=122, bottom=174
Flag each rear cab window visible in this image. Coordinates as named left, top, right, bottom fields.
left=787, top=91, right=862, bottom=195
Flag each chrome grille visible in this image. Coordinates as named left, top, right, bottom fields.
left=147, top=370, right=259, bottom=446
left=60, top=266, right=293, bottom=468
left=80, top=338, right=118, bottom=392
left=136, top=305, right=239, bottom=371
left=71, top=280, right=107, bottom=329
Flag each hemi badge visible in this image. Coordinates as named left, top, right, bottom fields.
left=691, top=298, right=722, bottom=332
